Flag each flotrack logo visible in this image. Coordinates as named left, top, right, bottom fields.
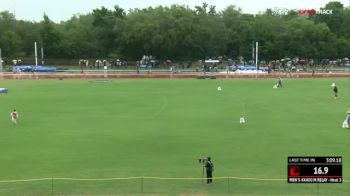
left=297, top=9, right=333, bottom=15
left=271, top=8, right=333, bottom=16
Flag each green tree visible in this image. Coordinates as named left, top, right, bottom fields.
left=40, top=14, right=62, bottom=57
left=15, top=20, right=40, bottom=56
left=277, top=17, right=334, bottom=59
left=222, top=6, right=255, bottom=59
left=314, top=1, right=345, bottom=37
left=0, top=2, right=349, bottom=62
left=0, top=30, right=23, bottom=57
left=58, top=14, right=98, bottom=58
left=92, top=6, right=125, bottom=57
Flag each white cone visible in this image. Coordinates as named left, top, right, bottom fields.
left=217, top=86, right=222, bottom=91
left=240, top=117, right=245, bottom=124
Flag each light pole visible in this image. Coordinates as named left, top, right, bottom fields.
left=255, top=41, right=259, bottom=78
left=34, top=42, right=38, bottom=66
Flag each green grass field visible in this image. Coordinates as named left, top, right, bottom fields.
left=0, top=78, right=349, bottom=195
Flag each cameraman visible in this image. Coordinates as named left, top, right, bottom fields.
left=205, top=157, right=214, bottom=184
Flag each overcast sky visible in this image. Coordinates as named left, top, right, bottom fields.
left=0, top=0, right=348, bottom=22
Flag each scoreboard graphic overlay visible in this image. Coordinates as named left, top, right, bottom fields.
left=288, top=157, right=342, bottom=183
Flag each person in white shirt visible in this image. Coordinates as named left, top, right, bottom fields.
left=10, top=109, right=19, bottom=125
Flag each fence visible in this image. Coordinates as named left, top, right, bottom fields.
left=0, top=176, right=349, bottom=195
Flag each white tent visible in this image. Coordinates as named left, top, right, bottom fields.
left=205, top=59, right=220, bottom=63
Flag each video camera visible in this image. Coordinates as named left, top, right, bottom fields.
left=198, top=158, right=208, bottom=165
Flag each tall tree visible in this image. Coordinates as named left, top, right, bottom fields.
left=0, top=30, right=23, bottom=57
left=92, top=6, right=125, bottom=57
left=314, top=1, right=345, bottom=37
left=40, top=14, right=62, bottom=57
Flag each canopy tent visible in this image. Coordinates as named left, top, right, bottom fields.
left=204, top=60, right=220, bottom=63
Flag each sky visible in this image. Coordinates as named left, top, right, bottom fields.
left=0, top=0, right=349, bottom=22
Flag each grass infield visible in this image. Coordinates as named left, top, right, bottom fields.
left=0, top=78, right=349, bottom=195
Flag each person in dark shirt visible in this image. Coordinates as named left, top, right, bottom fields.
left=277, top=77, right=283, bottom=88
left=205, top=157, right=214, bottom=184
left=332, top=83, right=338, bottom=98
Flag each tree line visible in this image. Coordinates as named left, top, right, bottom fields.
left=0, top=1, right=349, bottom=63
